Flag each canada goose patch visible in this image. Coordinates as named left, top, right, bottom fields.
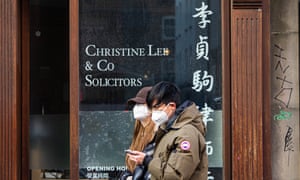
left=180, top=140, right=191, bottom=150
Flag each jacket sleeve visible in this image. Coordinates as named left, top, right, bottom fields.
left=148, top=126, right=202, bottom=180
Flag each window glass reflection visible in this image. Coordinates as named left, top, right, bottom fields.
left=79, top=0, right=222, bottom=179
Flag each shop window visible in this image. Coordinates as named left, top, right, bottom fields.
left=79, top=0, right=222, bottom=179
left=29, top=0, right=70, bottom=179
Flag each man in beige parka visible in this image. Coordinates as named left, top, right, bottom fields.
left=127, top=81, right=208, bottom=180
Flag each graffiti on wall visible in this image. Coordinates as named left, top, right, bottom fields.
left=284, top=126, right=294, bottom=152
left=272, top=43, right=297, bottom=168
left=284, top=126, right=294, bottom=166
left=273, top=44, right=294, bottom=121
left=273, top=110, right=292, bottom=121
left=273, top=44, right=293, bottom=109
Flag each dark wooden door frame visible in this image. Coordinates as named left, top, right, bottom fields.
left=221, top=0, right=232, bottom=179
left=21, top=1, right=74, bottom=179
left=0, top=0, right=22, bottom=179
left=69, top=0, right=79, bottom=179
left=227, top=0, right=271, bottom=179
left=21, top=0, right=30, bottom=179
left=262, top=0, right=272, bottom=179
left=20, top=0, right=78, bottom=179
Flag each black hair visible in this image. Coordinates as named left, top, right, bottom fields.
left=146, top=81, right=181, bottom=109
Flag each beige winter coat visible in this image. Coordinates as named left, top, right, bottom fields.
left=148, top=101, right=208, bottom=180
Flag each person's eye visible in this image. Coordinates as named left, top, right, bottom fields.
left=152, top=103, right=161, bottom=109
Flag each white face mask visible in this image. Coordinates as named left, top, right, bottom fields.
left=151, top=104, right=169, bottom=126
left=133, top=104, right=150, bottom=121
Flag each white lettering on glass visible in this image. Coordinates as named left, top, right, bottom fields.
left=208, top=171, right=215, bottom=180
left=85, top=75, right=142, bottom=87
left=196, top=35, right=209, bottom=60
left=192, top=70, right=214, bottom=92
left=84, top=44, right=169, bottom=57
left=97, top=59, right=115, bottom=72
left=206, top=141, right=213, bottom=156
left=201, top=103, right=214, bottom=127
left=192, top=2, right=213, bottom=29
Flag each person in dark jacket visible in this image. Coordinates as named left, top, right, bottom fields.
left=127, top=81, right=208, bottom=180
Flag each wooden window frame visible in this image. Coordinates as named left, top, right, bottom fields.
left=70, top=0, right=79, bottom=179
left=68, top=0, right=232, bottom=179
left=68, top=0, right=271, bottom=179
left=222, top=0, right=232, bottom=179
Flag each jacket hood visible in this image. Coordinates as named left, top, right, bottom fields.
left=166, top=100, right=206, bottom=136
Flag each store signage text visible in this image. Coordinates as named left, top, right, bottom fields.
left=85, top=166, right=127, bottom=179
left=85, top=44, right=170, bottom=57
left=83, top=44, right=169, bottom=88
left=193, top=2, right=217, bottom=179
left=84, top=58, right=143, bottom=87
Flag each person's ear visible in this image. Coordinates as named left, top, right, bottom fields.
left=166, top=102, right=176, bottom=118
left=168, top=102, right=176, bottom=110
